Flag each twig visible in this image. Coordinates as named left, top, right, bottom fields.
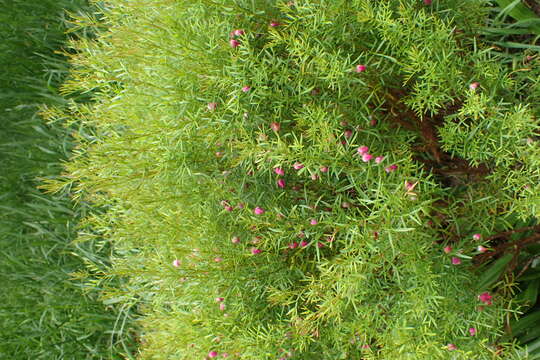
left=473, top=232, right=540, bottom=266
left=484, top=224, right=540, bottom=243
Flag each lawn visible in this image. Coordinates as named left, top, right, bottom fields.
left=0, top=0, right=136, bottom=358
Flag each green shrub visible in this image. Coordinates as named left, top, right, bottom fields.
left=50, top=0, right=540, bottom=358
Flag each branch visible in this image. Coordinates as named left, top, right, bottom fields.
left=473, top=228, right=540, bottom=266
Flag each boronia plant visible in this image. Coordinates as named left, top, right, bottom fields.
left=46, top=0, right=540, bottom=358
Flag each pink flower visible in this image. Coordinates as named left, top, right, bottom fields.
left=233, top=29, right=245, bottom=36
left=385, top=164, right=398, bottom=173
left=375, top=156, right=384, bottom=164
left=320, top=166, right=328, bottom=173
left=317, top=242, right=325, bottom=248
left=405, top=181, right=415, bottom=191
left=451, top=257, right=461, bottom=265
left=215, top=297, right=224, bottom=302
left=231, top=236, right=240, bottom=244
left=271, top=122, right=281, bottom=132
left=215, top=151, right=223, bottom=158
left=310, top=219, right=318, bottom=225
left=208, top=102, right=217, bottom=111
left=219, top=303, right=226, bottom=311
left=477, top=245, right=487, bottom=253
left=251, top=247, right=262, bottom=255
left=230, top=39, right=240, bottom=48
left=357, top=146, right=369, bottom=154
left=470, top=82, right=480, bottom=90
left=300, top=240, right=308, bottom=247
left=362, top=153, right=373, bottom=162
left=443, top=246, right=452, bottom=254
left=254, top=207, right=265, bottom=215
left=172, top=259, right=181, bottom=267
left=274, top=167, right=285, bottom=176
left=289, top=242, right=298, bottom=249
left=293, top=162, right=304, bottom=170
left=270, top=21, right=280, bottom=27
left=222, top=354, right=229, bottom=358
left=208, top=351, right=218, bottom=358
left=344, top=129, right=353, bottom=138
left=224, top=205, right=234, bottom=212
left=472, top=233, right=482, bottom=241
left=242, top=86, right=251, bottom=92
left=214, top=257, right=222, bottom=262
left=356, top=64, right=366, bottom=73
left=311, top=174, right=319, bottom=180
left=277, top=179, right=286, bottom=188
left=447, top=344, right=457, bottom=351
left=424, top=0, right=432, bottom=5
left=469, top=327, right=477, bottom=336
left=478, top=292, right=493, bottom=305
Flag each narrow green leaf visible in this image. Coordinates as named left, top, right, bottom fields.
left=511, top=311, right=540, bottom=337
left=477, top=253, right=513, bottom=291
left=493, top=0, right=540, bottom=34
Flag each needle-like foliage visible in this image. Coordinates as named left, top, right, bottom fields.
left=47, top=0, right=540, bottom=358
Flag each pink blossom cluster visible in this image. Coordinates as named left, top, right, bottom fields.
left=229, top=28, right=244, bottom=48
left=356, top=146, right=397, bottom=172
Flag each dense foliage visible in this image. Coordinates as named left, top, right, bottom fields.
left=0, top=0, right=136, bottom=358
left=48, top=0, right=540, bottom=358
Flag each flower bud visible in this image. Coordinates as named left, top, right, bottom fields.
left=356, top=64, right=366, bottom=73
left=357, top=146, right=369, bottom=154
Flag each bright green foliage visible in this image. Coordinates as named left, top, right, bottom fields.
left=0, top=0, right=137, bottom=358
left=49, top=0, right=540, bottom=359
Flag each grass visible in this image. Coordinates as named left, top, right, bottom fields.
left=0, top=0, right=137, bottom=358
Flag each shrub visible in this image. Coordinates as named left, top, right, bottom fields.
left=50, top=0, right=540, bottom=358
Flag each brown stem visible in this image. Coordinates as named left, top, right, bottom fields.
left=383, top=87, right=490, bottom=177
left=484, top=224, right=540, bottom=243
left=473, top=232, right=540, bottom=266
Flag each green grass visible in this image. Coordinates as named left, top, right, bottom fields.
left=0, top=0, right=137, bottom=358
